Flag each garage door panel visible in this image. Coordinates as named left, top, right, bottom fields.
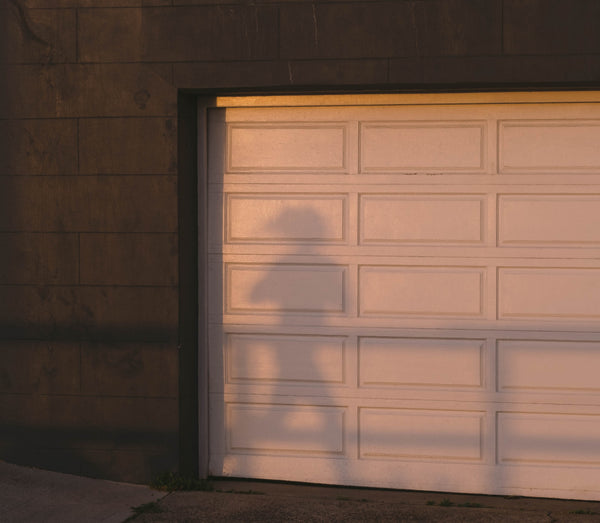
left=226, top=123, right=350, bottom=173
left=227, top=403, right=346, bottom=455
left=359, top=266, right=485, bottom=318
left=225, top=193, right=348, bottom=244
left=497, top=340, right=600, bottom=394
left=499, top=268, right=600, bottom=320
left=500, top=120, right=600, bottom=173
left=225, top=333, right=346, bottom=386
left=226, top=263, right=347, bottom=314
left=359, top=408, right=484, bottom=461
left=498, top=194, right=600, bottom=246
left=498, top=412, right=600, bottom=466
left=358, top=337, right=484, bottom=389
left=360, top=121, right=486, bottom=173
left=359, top=194, right=485, bottom=245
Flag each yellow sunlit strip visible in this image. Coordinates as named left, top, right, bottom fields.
left=216, top=91, right=600, bottom=108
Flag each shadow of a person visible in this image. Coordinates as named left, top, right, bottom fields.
left=220, top=205, right=349, bottom=484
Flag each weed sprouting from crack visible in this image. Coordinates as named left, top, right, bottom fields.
left=570, top=509, right=600, bottom=515
left=123, top=501, right=163, bottom=522
left=150, top=471, right=214, bottom=492
left=427, top=499, right=486, bottom=509
left=216, top=488, right=265, bottom=495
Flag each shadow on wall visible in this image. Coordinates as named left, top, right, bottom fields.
left=0, top=335, right=180, bottom=483
left=206, top=92, right=384, bottom=488
left=251, top=208, right=341, bottom=465
left=1, top=425, right=177, bottom=483
left=214, top=204, right=348, bottom=483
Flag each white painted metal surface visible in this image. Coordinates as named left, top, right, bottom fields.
left=206, top=97, right=600, bottom=500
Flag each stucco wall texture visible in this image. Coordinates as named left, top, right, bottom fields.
left=1, top=0, right=600, bottom=483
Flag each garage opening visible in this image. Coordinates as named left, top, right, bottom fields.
left=201, top=93, right=600, bottom=500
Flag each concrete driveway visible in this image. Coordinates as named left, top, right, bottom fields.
left=0, top=461, right=161, bottom=523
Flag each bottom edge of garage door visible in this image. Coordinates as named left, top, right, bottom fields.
left=209, top=455, right=600, bottom=501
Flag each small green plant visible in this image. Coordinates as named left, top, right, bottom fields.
left=570, top=509, right=600, bottom=515
left=150, top=471, right=214, bottom=492
left=216, top=488, right=265, bottom=495
left=336, top=495, right=370, bottom=503
left=123, top=501, right=163, bottom=522
left=427, top=499, right=485, bottom=509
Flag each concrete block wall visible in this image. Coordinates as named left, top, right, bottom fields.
left=1, top=0, right=599, bottom=483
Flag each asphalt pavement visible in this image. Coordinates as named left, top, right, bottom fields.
left=3, top=460, right=600, bottom=522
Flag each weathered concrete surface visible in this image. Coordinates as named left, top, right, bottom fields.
left=131, top=480, right=600, bottom=522
left=0, top=461, right=162, bottom=523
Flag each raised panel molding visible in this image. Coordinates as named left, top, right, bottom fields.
left=360, top=408, right=484, bottom=461
left=498, top=412, right=600, bottom=466
left=497, top=340, right=600, bottom=393
left=499, top=268, right=600, bottom=321
left=499, top=120, right=600, bottom=173
left=227, top=403, right=346, bottom=455
left=225, top=193, right=347, bottom=244
left=226, top=263, right=347, bottom=314
left=359, top=266, right=484, bottom=318
left=498, top=194, right=600, bottom=246
left=360, top=193, right=484, bottom=244
left=226, top=333, right=346, bottom=385
left=359, top=337, right=483, bottom=389
left=360, top=121, right=486, bottom=173
left=227, top=123, right=349, bottom=172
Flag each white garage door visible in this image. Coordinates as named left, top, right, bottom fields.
left=206, top=94, right=600, bottom=500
